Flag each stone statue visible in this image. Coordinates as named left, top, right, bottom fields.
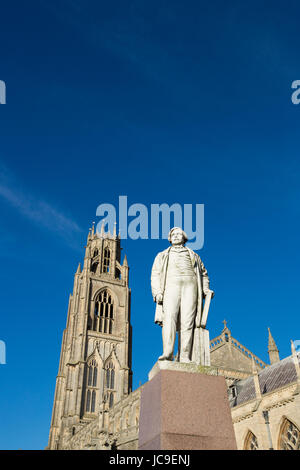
left=151, top=227, right=214, bottom=364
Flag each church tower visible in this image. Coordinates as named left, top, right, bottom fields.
left=48, top=224, right=132, bottom=450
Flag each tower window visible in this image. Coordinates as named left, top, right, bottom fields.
left=88, top=366, right=93, bottom=386
left=85, top=359, right=98, bottom=414
left=91, top=390, right=96, bottom=413
left=104, top=361, right=115, bottom=408
left=109, top=392, right=114, bottom=408
left=103, top=247, right=110, bottom=273
left=93, top=367, right=97, bottom=387
left=92, top=290, right=114, bottom=334
left=91, top=262, right=98, bottom=274
left=85, top=390, right=91, bottom=412
left=106, top=362, right=115, bottom=389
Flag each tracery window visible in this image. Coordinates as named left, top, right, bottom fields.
left=109, top=392, right=114, bottom=409
left=279, top=419, right=300, bottom=450
left=104, top=361, right=115, bottom=409
left=85, top=359, right=98, bottom=414
left=91, top=390, right=96, bottom=412
left=106, top=361, right=115, bottom=389
left=244, top=431, right=259, bottom=450
left=93, top=290, right=114, bottom=334
left=102, top=247, right=110, bottom=273
left=85, top=390, right=91, bottom=412
left=87, top=359, right=98, bottom=387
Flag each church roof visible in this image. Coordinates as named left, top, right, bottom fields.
left=229, top=354, right=300, bottom=407
left=210, top=322, right=268, bottom=372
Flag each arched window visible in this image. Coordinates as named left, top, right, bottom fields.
left=93, top=367, right=97, bottom=387
left=87, top=359, right=98, bottom=387
left=88, top=365, right=93, bottom=386
left=109, top=392, right=114, bottom=409
left=93, top=248, right=99, bottom=257
left=106, top=361, right=115, bottom=389
left=244, top=431, right=259, bottom=450
left=85, top=390, right=91, bottom=412
left=93, top=290, right=114, bottom=334
left=102, top=247, right=110, bottom=273
left=90, top=262, right=98, bottom=274
left=91, top=390, right=96, bottom=412
left=279, top=418, right=300, bottom=450
left=104, top=361, right=115, bottom=409
left=85, top=359, right=98, bottom=414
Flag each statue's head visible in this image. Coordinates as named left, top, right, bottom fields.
left=168, top=227, right=188, bottom=246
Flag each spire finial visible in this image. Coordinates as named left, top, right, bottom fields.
left=76, top=263, right=81, bottom=274
left=268, top=327, right=280, bottom=365
left=268, top=327, right=279, bottom=351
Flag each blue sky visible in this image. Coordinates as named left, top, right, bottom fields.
left=1, top=0, right=300, bottom=450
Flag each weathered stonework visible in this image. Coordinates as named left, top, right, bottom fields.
left=47, top=225, right=132, bottom=450
left=47, top=229, right=300, bottom=451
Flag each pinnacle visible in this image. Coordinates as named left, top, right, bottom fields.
left=268, top=327, right=279, bottom=352
left=76, top=263, right=81, bottom=274
left=251, top=356, right=258, bottom=374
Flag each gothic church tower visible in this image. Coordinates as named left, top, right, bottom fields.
left=48, top=224, right=132, bottom=450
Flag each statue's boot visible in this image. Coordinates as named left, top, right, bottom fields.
left=158, top=354, right=173, bottom=361
left=180, top=355, right=192, bottom=363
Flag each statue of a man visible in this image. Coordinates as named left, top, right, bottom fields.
left=151, top=227, right=213, bottom=363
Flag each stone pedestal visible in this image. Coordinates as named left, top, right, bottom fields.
left=138, top=362, right=237, bottom=450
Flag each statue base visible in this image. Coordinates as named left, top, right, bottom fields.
left=138, top=363, right=237, bottom=450
left=148, top=358, right=217, bottom=381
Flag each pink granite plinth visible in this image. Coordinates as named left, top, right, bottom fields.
left=138, top=369, right=237, bottom=450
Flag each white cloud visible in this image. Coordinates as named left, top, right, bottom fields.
left=0, top=164, right=83, bottom=250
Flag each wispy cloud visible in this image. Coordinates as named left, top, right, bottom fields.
left=0, top=164, right=83, bottom=251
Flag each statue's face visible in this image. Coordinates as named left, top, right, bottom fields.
left=170, top=229, right=185, bottom=245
